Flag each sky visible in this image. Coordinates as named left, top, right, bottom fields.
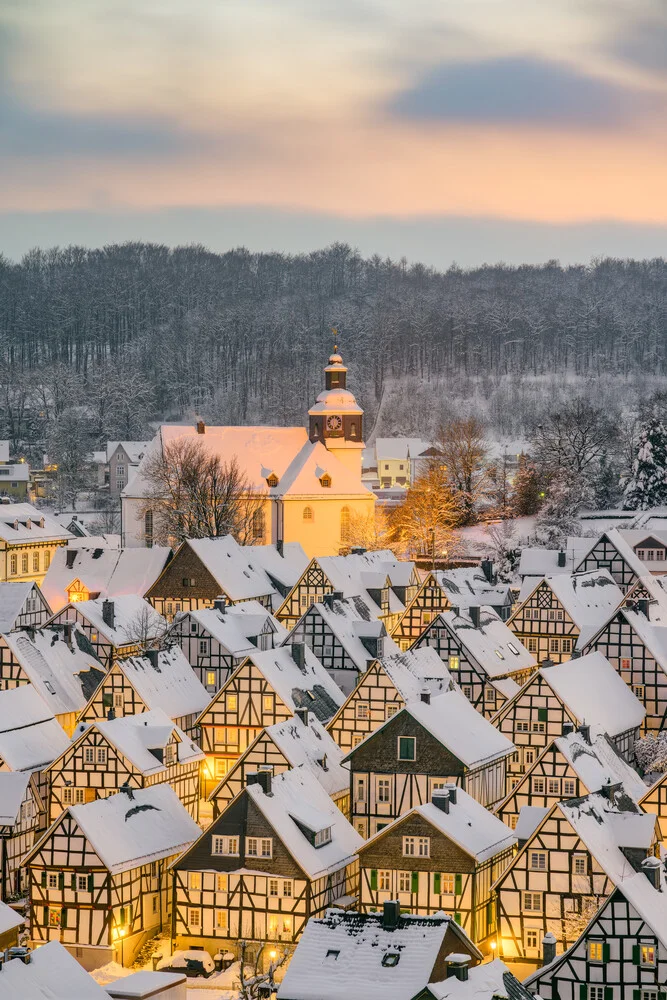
left=1, top=0, right=666, bottom=266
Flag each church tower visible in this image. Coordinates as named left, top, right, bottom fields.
left=308, top=347, right=365, bottom=476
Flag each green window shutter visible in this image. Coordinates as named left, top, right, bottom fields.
left=454, top=873, right=462, bottom=895
left=70, top=874, right=76, bottom=891
left=119, top=906, right=126, bottom=926
left=633, top=991, right=641, bottom=1000
left=41, top=871, right=46, bottom=888
left=61, top=908, right=67, bottom=929
left=657, top=992, right=665, bottom=1000
left=604, top=989, right=612, bottom=1000
left=43, top=907, right=49, bottom=924
left=87, top=873, right=94, bottom=892
left=537, top=708, right=548, bottom=722
left=57, top=872, right=64, bottom=890
left=579, top=986, right=587, bottom=1000
left=454, top=911, right=461, bottom=925
left=602, top=943, right=610, bottom=963
left=632, top=945, right=640, bottom=965
left=102, top=692, right=113, bottom=708
left=433, top=872, right=441, bottom=894
left=370, top=869, right=378, bottom=891
left=411, top=871, right=419, bottom=894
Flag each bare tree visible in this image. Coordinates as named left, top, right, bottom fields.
left=139, top=438, right=266, bottom=547
left=531, top=400, right=618, bottom=478
left=389, top=460, right=461, bottom=558
left=123, top=605, right=170, bottom=653
left=437, top=417, right=491, bottom=525
left=237, top=941, right=290, bottom=999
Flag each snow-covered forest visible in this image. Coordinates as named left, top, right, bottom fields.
left=0, top=244, right=665, bottom=454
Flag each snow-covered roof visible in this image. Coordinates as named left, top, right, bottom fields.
left=365, top=787, right=516, bottom=863
left=514, top=806, right=550, bottom=843
left=41, top=545, right=171, bottom=613
left=0, top=504, right=72, bottom=544
left=176, top=602, right=287, bottom=657
left=347, top=690, right=514, bottom=768
left=618, top=603, right=667, bottom=672
left=518, top=539, right=590, bottom=579
left=523, top=570, right=624, bottom=646
left=575, top=529, right=647, bottom=580
left=70, top=708, right=203, bottom=776
left=263, top=714, right=348, bottom=798
left=0, top=900, right=24, bottom=937
left=375, top=437, right=433, bottom=461
left=555, top=724, right=648, bottom=800
left=436, top=607, right=536, bottom=678
left=277, top=439, right=373, bottom=498
left=106, top=440, right=151, bottom=463
left=0, top=772, right=32, bottom=824
left=117, top=646, right=210, bottom=719
left=0, top=685, right=70, bottom=770
left=490, top=677, right=521, bottom=701
left=56, top=785, right=200, bottom=876
left=2, top=625, right=106, bottom=718
left=245, top=542, right=309, bottom=590
left=0, top=582, right=46, bottom=632
left=185, top=536, right=276, bottom=602
left=433, top=568, right=513, bottom=609
left=380, top=647, right=456, bottom=701
left=58, top=594, right=167, bottom=648
left=0, top=463, right=29, bottom=483
left=0, top=941, right=110, bottom=1000
left=277, top=908, right=478, bottom=1000
left=306, top=596, right=400, bottom=671
left=540, top=652, right=645, bottom=735
left=244, top=768, right=363, bottom=880
left=215, top=644, right=344, bottom=723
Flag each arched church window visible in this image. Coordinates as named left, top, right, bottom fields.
left=303, top=506, right=314, bottom=522
left=252, top=509, right=265, bottom=542
left=340, top=506, right=350, bottom=543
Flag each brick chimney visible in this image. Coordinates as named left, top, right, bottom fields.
left=382, top=900, right=400, bottom=930
left=542, top=931, right=557, bottom=966
left=247, top=770, right=272, bottom=796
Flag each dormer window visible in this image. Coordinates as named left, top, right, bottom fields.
left=320, top=474, right=331, bottom=488
left=266, top=473, right=279, bottom=488
left=314, top=827, right=332, bottom=847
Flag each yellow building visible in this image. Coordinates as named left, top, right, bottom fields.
left=121, top=350, right=375, bottom=557
left=0, top=504, right=72, bottom=585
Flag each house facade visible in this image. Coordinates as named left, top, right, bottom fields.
left=0, top=504, right=71, bottom=585
left=0, top=772, right=44, bottom=899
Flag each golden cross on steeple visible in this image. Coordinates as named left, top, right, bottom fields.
left=331, top=327, right=339, bottom=354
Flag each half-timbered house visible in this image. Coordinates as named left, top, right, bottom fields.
left=277, top=905, right=482, bottom=1000
left=344, top=689, right=515, bottom=838
left=392, top=567, right=514, bottom=649
left=196, top=641, right=344, bottom=797
left=0, top=581, right=51, bottom=630
left=77, top=644, right=209, bottom=738
left=46, top=708, right=204, bottom=823
left=169, top=598, right=287, bottom=695
left=638, top=771, right=667, bottom=845
left=358, top=785, right=516, bottom=951
left=583, top=597, right=667, bottom=733
left=413, top=607, right=536, bottom=718
left=518, top=541, right=590, bottom=592
left=48, top=595, right=168, bottom=668
left=494, top=785, right=661, bottom=967
left=289, top=594, right=401, bottom=694
left=40, top=544, right=171, bottom=614
left=0, top=771, right=44, bottom=898
left=416, top=957, right=534, bottom=1000
left=326, top=647, right=456, bottom=754
left=492, top=652, right=645, bottom=794
left=574, top=530, right=646, bottom=592
left=495, top=723, right=648, bottom=832
left=508, top=571, right=623, bottom=664
left=209, top=709, right=349, bottom=818
left=525, top=866, right=667, bottom=1000
left=25, top=784, right=200, bottom=970
left=0, top=624, right=106, bottom=735
left=145, top=535, right=278, bottom=620
left=172, top=767, right=362, bottom=960
left=0, top=685, right=69, bottom=812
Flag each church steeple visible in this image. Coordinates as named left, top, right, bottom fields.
left=308, top=344, right=365, bottom=473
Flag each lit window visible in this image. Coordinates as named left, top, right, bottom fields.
left=189, top=909, right=200, bottom=928
left=217, top=874, right=227, bottom=891
left=379, top=870, right=391, bottom=891
left=303, top=507, right=314, bottom=522
left=49, top=908, right=61, bottom=927
left=589, top=938, right=604, bottom=960
left=448, top=655, right=459, bottom=670
left=226, top=694, right=237, bottom=712
left=641, top=944, right=656, bottom=966
left=215, top=910, right=227, bottom=930
left=188, top=873, right=201, bottom=890
left=526, top=929, right=538, bottom=950
left=206, top=671, right=216, bottom=687
left=494, top=649, right=505, bottom=660
left=398, top=737, right=416, bottom=761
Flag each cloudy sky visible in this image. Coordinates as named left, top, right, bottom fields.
left=1, top=0, right=666, bottom=265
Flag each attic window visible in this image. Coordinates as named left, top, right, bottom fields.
left=314, top=827, right=332, bottom=847
left=44, top=681, right=56, bottom=695
left=382, top=953, right=400, bottom=967
left=325, top=950, right=340, bottom=963
left=507, top=642, right=520, bottom=655
left=494, top=650, right=505, bottom=660
left=320, top=474, right=332, bottom=488
left=266, top=473, right=279, bottom=488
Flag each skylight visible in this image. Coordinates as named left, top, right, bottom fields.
left=325, top=950, right=340, bottom=963
left=507, top=642, right=520, bottom=655
left=494, top=650, right=505, bottom=660
left=382, top=953, right=400, bottom=967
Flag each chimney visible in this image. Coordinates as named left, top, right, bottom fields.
left=420, top=689, right=431, bottom=704
left=542, top=932, right=557, bottom=966
left=541, top=657, right=554, bottom=669
left=247, top=771, right=272, bottom=796
left=469, top=606, right=480, bottom=628
left=578, top=723, right=591, bottom=745
left=601, top=778, right=622, bottom=801
left=146, top=649, right=160, bottom=670
left=480, top=559, right=494, bottom=583
left=637, top=599, right=650, bottom=620
left=63, top=622, right=73, bottom=648
left=101, top=599, right=115, bottom=629
left=382, top=900, right=400, bottom=930
left=432, top=789, right=450, bottom=813
left=196, top=420, right=205, bottom=435
left=332, top=591, right=344, bottom=603
left=318, top=754, right=328, bottom=772
left=571, top=649, right=581, bottom=659
left=291, top=642, right=307, bottom=671
left=294, top=707, right=309, bottom=727
left=351, top=547, right=367, bottom=555
left=562, top=721, right=575, bottom=736
left=641, top=856, right=662, bottom=891
left=445, top=783, right=458, bottom=805
left=322, top=593, right=334, bottom=611
left=445, top=955, right=471, bottom=982
left=451, top=606, right=460, bottom=618
left=276, top=540, right=284, bottom=557
left=66, top=549, right=76, bottom=570
left=107, top=707, right=116, bottom=721
left=214, top=595, right=227, bottom=614
left=557, top=550, right=567, bottom=568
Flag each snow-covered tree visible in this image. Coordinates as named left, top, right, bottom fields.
left=534, top=470, right=594, bottom=547
left=634, top=732, right=667, bottom=776
left=511, top=454, right=543, bottom=516
left=592, top=451, right=622, bottom=508
left=624, top=418, right=667, bottom=510
left=437, top=417, right=492, bottom=525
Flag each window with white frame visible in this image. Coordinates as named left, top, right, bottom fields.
left=283, top=880, right=292, bottom=897
left=529, top=851, right=547, bottom=871
left=641, top=943, right=657, bottom=966
left=573, top=855, right=587, bottom=875
left=378, top=870, right=391, bottom=891
left=526, top=929, right=539, bottom=949
left=77, top=875, right=88, bottom=891
left=48, top=873, right=58, bottom=888
left=269, top=879, right=279, bottom=896
left=563, top=779, right=576, bottom=796
left=532, top=777, right=546, bottom=794
left=589, top=988, right=606, bottom=1000
left=212, top=835, right=239, bottom=856
left=397, top=736, right=416, bottom=761
left=83, top=747, right=94, bottom=764
left=246, top=837, right=272, bottom=858
left=398, top=871, right=411, bottom=893
left=386, top=704, right=399, bottom=719
left=314, top=828, right=332, bottom=847
left=547, top=778, right=560, bottom=795
left=527, top=637, right=538, bottom=653
left=356, top=702, right=369, bottom=720
left=377, top=778, right=391, bottom=803
left=403, top=835, right=429, bottom=857
left=523, top=892, right=542, bottom=911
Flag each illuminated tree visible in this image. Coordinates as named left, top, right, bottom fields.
left=389, top=460, right=461, bottom=559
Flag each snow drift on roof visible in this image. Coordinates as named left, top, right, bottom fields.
left=0, top=686, right=70, bottom=771
left=541, top=652, right=645, bottom=736
left=119, top=646, right=210, bottom=719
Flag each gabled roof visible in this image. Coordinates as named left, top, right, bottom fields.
left=2, top=625, right=105, bottom=717
left=375, top=437, right=433, bottom=461
left=432, top=568, right=512, bottom=609
left=0, top=504, right=72, bottom=544
left=261, top=714, right=348, bottom=798
left=575, top=528, right=647, bottom=580
left=106, top=440, right=151, bottom=463
left=69, top=708, right=203, bottom=776
left=28, top=785, right=200, bottom=876
left=203, top=644, right=344, bottom=724
left=540, top=652, right=645, bottom=735
left=514, top=806, right=550, bottom=843
left=56, top=594, right=167, bottom=648
left=245, top=542, right=309, bottom=590
left=305, top=596, right=400, bottom=671
left=0, top=686, right=70, bottom=771
left=0, top=582, right=47, bottom=632
left=0, top=772, right=32, bottom=824
left=175, top=603, right=285, bottom=658
left=345, top=690, right=514, bottom=769
left=518, top=539, right=591, bottom=580
left=543, top=570, right=624, bottom=645
left=115, top=646, right=210, bottom=719
left=434, top=607, right=536, bottom=678
left=181, top=535, right=277, bottom=602
left=380, top=647, right=456, bottom=701
left=41, top=545, right=171, bottom=613
left=427, top=959, right=533, bottom=1000
left=0, top=940, right=111, bottom=1000
left=555, top=724, right=648, bottom=800
left=277, top=907, right=480, bottom=1000
left=363, top=787, right=516, bottom=863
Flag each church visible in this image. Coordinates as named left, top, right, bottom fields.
left=121, top=349, right=376, bottom=557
